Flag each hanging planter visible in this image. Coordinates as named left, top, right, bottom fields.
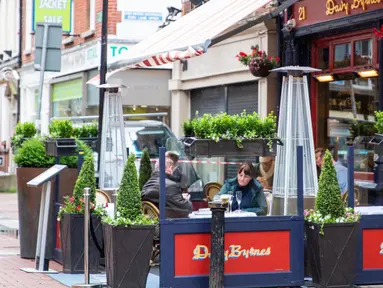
left=249, top=62, right=274, bottom=78
left=236, top=45, right=280, bottom=78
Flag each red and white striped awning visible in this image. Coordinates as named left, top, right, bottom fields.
left=87, top=0, right=274, bottom=86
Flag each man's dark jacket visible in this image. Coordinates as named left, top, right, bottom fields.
left=141, top=171, right=193, bottom=218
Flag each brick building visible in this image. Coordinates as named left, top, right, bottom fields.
left=0, top=0, right=182, bottom=174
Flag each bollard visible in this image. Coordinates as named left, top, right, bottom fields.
left=71, top=188, right=102, bottom=288
left=209, top=202, right=227, bottom=288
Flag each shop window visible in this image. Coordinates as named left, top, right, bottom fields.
left=86, top=69, right=99, bottom=116
left=334, top=43, right=351, bottom=68
left=354, top=39, right=372, bottom=66
left=316, top=77, right=379, bottom=171
left=317, top=47, right=329, bottom=70
left=51, top=78, right=83, bottom=118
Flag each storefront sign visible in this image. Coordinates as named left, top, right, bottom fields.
left=293, top=0, right=383, bottom=27
left=109, top=45, right=129, bottom=58
left=174, top=231, right=290, bottom=276
left=123, top=11, right=163, bottom=22
left=362, top=229, right=383, bottom=270
left=33, top=0, right=72, bottom=32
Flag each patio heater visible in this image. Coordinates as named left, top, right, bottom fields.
left=97, top=84, right=127, bottom=190
left=271, top=66, right=321, bottom=215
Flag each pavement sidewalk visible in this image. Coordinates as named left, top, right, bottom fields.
left=0, top=234, right=65, bottom=288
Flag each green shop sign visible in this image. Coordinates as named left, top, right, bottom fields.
left=33, top=0, right=72, bottom=32
left=52, top=78, right=82, bottom=102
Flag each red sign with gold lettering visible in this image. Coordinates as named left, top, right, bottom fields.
left=174, top=231, right=290, bottom=276
left=292, top=0, right=383, bottom=28
left=363, top=229, right=383, bottom=270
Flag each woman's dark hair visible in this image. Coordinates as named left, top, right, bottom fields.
left=238, top=162, right=255, bottom=178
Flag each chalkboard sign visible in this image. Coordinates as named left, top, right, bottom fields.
left=27, top=165, right=67, bottom=187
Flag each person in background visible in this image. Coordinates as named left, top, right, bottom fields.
left=315, top=147, right=325, bottom=178
left=315, top=148, right=348, bottom=194
left=253, top=156, right=275, bottom=190
left=165, top=151, right=182, bottom=183
left=141, top=158, right=192, bottom=218
left=218, top=163, right=267, bottom=215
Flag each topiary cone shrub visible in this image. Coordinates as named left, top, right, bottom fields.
left=139, top=148, right=152, bottom=191
left=73, top=153, right=96, bottom=206
left=117, top=153, right=142, bottom=221
left=315, top=150, right=345, bottom=218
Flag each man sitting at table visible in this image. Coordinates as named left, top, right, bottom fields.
left=218, top=162, right=267, bottom=216
left=141, top=158, right=193, bottom=218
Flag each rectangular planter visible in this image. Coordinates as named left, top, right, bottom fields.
left=78, top=137, right=98, bottom=151
left=45, top=138, right=77, bottom=156
left=305, top=221, right=359, bottom=288
left=104, top=223, right=155, bottom=288
left=183, top=138, right=282, bottom=158
left=60, top=213, right=103, bottom=274
left=16, top=167, right=78, bottom=259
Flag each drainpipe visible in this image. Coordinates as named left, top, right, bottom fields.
left=17, top=0, right=23, bottom=123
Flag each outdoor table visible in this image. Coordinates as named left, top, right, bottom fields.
left=354, top=206, right=383, bottom=285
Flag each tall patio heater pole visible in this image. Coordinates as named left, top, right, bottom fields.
left=271, top=66, right=321, bottom=215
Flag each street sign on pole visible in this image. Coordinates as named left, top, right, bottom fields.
left=34, top=23, right=62, bottom=133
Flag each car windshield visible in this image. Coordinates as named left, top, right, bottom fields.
left=126, top=126, right=173, bottom=158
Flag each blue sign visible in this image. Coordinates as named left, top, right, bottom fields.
left=123, top=11, right=163, bottom=21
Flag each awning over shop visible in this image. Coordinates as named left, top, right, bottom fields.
left=87, top=0, right=299, bottom=86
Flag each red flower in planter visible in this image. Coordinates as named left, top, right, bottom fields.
left=69, top=196, right=74, bottom=203
left=76, top=205, right=81, bottom=211
left=239, top=52, right=247, bottom=57
left=373, top=24, right=383, bottom=40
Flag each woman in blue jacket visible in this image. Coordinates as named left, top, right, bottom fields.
left=218, top=162, right=267, bottom=216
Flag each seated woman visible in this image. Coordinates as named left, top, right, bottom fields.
left=218, top=163, right=267, bottom=216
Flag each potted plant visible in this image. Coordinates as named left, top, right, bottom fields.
left=305, top=150, right=360, bottom=287
left=45, top=120, right=77, bottom=156
left=72, top=121, right=98, bottom=150
left=236, top=45, right=280, bottom=77
left=11, top=122, right=37, bottom=153
left=58, top=150, right=106, bottom=274
left=139, top=148, right=152, bottom=191
left=182, top=111, right=282, bottom=158
left=14, top=137, right=79, bottom=259
left=103, top=153, right=156, bottom=288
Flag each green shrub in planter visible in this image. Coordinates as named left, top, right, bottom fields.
left=304, top=150, right=360, bottom=288
left=102, top=153, right=155, bottom=288
left=184, top=110, right=278, bottom=148
left=49, top=120, right=73, bottom=138
left=72, top=153, right=96, bottom=206
left=72, top=122, right=98, bottom=138
left=316, top=150, right=345, bottom=219
left=139, top=148, right=152, bottom=191
left=375, top=111, right=383, bottom=134
left=14, top=138, right=55, bottom=168
left=182, top=119, right=195, bottom=137
left=11, top=122, right=37, bottom=152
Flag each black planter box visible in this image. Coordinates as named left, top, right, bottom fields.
left=305, top=221, right=359, bottom=288
left=78, top=137, right=98, bottom=151
left=45, top=138, right=77, bottom=156
left=60, top=213, right=103, bottom=274
left=182, top=138, right=282, bottom=158
left=104, top=223, right=155, bottom=288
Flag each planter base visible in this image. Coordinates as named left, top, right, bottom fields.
left=60, top=214, right=103, bottom=274
left=104, top=224, right=155, bottom=288
left=306, top=221, right=359, bottom=288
